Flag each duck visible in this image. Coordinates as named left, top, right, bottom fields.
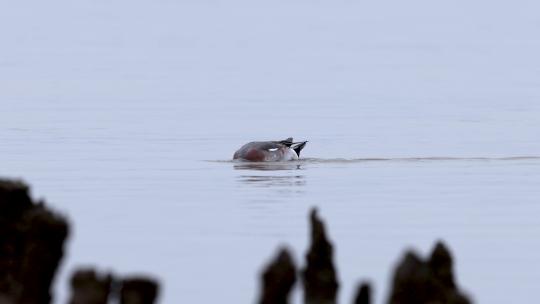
left=233, top=137, right=308, bottom=162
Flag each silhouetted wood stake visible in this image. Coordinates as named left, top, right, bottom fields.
left=0, top=179, right=69, bottom=304
left=429, top=241, right=456, bottom=289
left=69, top=269, right=112, bottom=304
left=387, top=241, right=471, bottom=304
left=353, top=282, right=371, bottom=304
left=258, top=247, right=297, bottom=304
left=301, top=208, right=339, bottom=304
left=120, top=277, right=159, bottom=304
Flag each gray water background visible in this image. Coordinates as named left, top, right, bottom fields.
left=2, top=0, right=540, bottom=303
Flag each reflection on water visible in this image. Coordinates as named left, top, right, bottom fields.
left=233, top=161, right=306, bottom=187
left=233, top=161, right=304, bottom=171
left=237, top=175, right=306, bottom=188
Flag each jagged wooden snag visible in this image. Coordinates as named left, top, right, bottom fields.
left=258, top=247, right=297, bottom=304
left=387, top=241, right=471, bottom=304
left=120, top=277, right=159, bottom=304
left=301, top=208, right=339, bottom=304
left=0, top=179, right=69, bottom=304
left=69, top=269, right=112, bottom=304
left=353, top=282, right=371, bottom=304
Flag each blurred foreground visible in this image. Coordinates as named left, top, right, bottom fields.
left=1, top=178, right=472, bottom=304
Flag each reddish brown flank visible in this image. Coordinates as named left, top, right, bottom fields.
left=244, top=148, right=265, bottom=161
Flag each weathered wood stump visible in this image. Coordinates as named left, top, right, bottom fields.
left=353, top=282, right=371, bottom=304
left=387, top=241, right=471, bottom=304
left=0, top=179, right=69, bottom=304
left=258, top=247, right=297, bottom=304
left=68, top=269, right=113, bottom=304
left=301, top=208, right=339, bottom=304
left=120, top=277, right=159, bottom=304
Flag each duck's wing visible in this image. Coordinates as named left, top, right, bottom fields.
left=256, top=141, right=284, bottom=151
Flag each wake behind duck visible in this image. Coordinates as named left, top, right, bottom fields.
left=233, top=137, right=308, bottom=162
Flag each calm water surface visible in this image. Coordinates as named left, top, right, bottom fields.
left=2, top=1, right=540, bottom=303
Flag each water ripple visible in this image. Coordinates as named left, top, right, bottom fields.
left=207, top=156, right=540, bottom=165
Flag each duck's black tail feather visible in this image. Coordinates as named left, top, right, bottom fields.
left=292, top=141, right=308, bottom=157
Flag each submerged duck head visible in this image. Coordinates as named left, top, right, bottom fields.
left=233, top=137, right=308, bottom=162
